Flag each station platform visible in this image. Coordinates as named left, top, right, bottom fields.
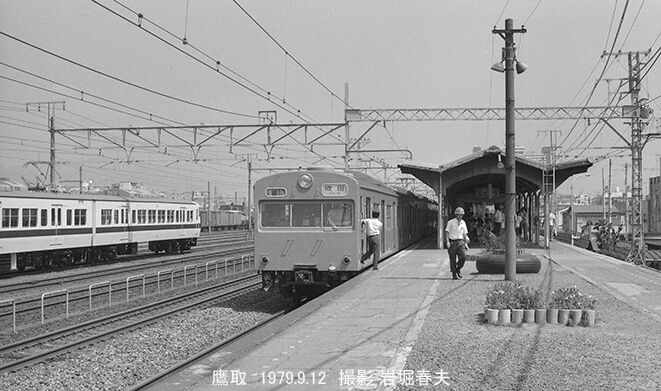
left=148, top=236, right=661, bottom=390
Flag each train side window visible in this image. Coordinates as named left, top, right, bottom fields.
left=158, top=210, right=165, bottom=223
left=2, top=208, right=19, bottom=228
left=41, top=209, right=48, bottom=226
left=51, top=208, right=55, bottom=226
left=113, top=210, right=119, bottom=224
left=138, top=210, right=146, bottom=224
left=148, top=210, right=156, bottom=224
left=132, top=210, right=136, bottom=224
left=22, top=208, right=38, bottom=227
left=66, top=209, right=72, bottom=226
left=101, top=209, right=112, bottom=225
left=75, top=209, right=87, bottom=226
left=57, top=208, right=62, bottom=226
left=261, top=203, right=290, bottom=227
left=322, top=202, right=353, bottom=228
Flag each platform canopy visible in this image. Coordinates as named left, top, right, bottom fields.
left=398, top=145, right=592, bottom=197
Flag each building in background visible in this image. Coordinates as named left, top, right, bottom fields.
left=648, top=176, right=660, bottom=234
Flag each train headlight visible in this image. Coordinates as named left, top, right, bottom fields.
left=342, top=256, right=351, bottom=264
left=328, top=264, right=337, bottom=274
left=261, top=256, right=269, bottom=264
left=298, top=173, right=313, bottom=189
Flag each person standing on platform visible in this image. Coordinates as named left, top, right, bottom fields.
left=493, top=206, right=504, bottom=236
left=548, top=211, right=557, bottom=239
left=361, top=211, right=382, bottom=271
left=445, top=207, right=470, bottom=280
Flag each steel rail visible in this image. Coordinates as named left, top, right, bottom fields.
left=0, top=275, right=261, bottom=374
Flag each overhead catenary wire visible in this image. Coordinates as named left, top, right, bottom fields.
left=0, top=31, right=258, bottom=120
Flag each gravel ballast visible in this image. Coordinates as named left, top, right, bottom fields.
left=397, top=250, right=661, bottom=390
left=1, top=290, right=287, bottom=391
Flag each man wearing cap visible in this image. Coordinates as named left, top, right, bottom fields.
left=445, top=207, right=470, bottom=280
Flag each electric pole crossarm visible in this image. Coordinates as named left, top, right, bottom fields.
left=600, top=119, right=631, bottom=147
left=307, top=124, right=346, bottom=145
left=270, top=125, right=305, bottom=145
left=348, top=121, right=379, bottom=151
left=345, top=106, right=626, bottom=122
left=126, top=129, right=160, bottom=148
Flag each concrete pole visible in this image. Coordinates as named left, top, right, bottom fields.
left=503, top=18, right=517, bottom=281
left=437, top=165, right=444, bottom=249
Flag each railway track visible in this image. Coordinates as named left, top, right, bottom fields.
left=0, top=242, right=254, bottom=296
left=0, top=251, right=256, bottom=332
left=0, top=275, right=262, bottom=374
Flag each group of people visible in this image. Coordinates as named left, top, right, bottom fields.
left=360, top=207, right=471, bottom=279
left=581, top=220, right=623, bottom=253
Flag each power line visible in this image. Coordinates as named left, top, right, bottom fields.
left=88, top=1, right=305, bottom=122
left=230, top=0, right=351, bottom=108
left=0, top=31, right=257, bottom=120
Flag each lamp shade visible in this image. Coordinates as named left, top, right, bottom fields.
left=515, top=61, right=528, bottom=74
left=490, top=61, right=505, bottom=73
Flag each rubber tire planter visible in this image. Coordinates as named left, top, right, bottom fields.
left=476, top=252, right=541, bottom=274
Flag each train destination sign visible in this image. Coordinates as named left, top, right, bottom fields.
left=322, top=183, right=348, bottom=197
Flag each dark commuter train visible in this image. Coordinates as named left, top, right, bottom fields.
left=254, top=167, right=437, bottom=296
left=0, top=192, right=200, bottom=272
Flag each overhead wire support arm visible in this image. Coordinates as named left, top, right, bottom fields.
left=345, top=106, right=627, bottom=122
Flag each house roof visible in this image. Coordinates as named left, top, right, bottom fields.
left=569, top=204, right=620, bottom=214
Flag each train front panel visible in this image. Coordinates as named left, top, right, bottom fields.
left=255, top=169, right=362, bottom=293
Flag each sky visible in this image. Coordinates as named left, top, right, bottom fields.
left=1, top=0, right=660, bottom=201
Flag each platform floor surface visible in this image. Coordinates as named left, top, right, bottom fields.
left=149, top=237, right=661, bottom=390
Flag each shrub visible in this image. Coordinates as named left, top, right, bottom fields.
left=549, top=286, right=596, bottom=310
left=485, top=281, right=525, bottom=310
left=518, top=286, right=543, bottom=309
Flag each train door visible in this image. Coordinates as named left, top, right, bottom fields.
left=50, top=204, right=63, bottom=246
left=380, top=200, right=386, bottom=254
left=121, top=205, right=130, bottom=242
left=179, top=207, right=186, bottom=236
left=362, top=197, right=370, bottom=256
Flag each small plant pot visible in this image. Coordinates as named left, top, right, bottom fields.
left=499, top=309, right=511, bottom=324
left=523, top=309, right=535, bottom=323
left=511, top=309, right=524, bottom=324
left=558, top=309, right=570, bottom=325
left=583, top=309, right=596, bottom=327
left=486, top=309, right=499, bottom=324
left=535, top=309, right=547, bottom=324
left=546, top=308, right=559, bottom=324
left=569, top=309, right=583, bottom=326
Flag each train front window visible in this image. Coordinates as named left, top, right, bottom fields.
left=323, top=202, right=353, bottom=228
left=292, top=203, right=321, bottom=227
left=261, top=203, right=290, bottom=227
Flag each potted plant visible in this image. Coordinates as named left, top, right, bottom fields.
left=475, top=230, right=541, bottom=274
left=549, top=286, right=597, bottom=327
left=518, top=286, right=542, bottom=323
left=485, top=281, right=523, bottom=325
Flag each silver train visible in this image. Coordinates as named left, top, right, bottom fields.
left=0, top=192, right=200, bottom=272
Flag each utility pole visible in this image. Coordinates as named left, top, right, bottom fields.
left=608, top=159, right=612, bottom=223
left=247, top=155, right=253, bottom=238
left=493, top=18, right=527, bottom=281
left=539, top=129, right=561, bottom=248
left=25, top=101, right=65, bottom=188
left=625, top=162, right=629, bottom=238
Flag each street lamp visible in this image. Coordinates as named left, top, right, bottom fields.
left=492, top=19, right=527, bottom=281
left=570, top=173, right=590, bottom=246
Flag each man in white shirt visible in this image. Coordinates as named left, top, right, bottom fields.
left=493, top=206, right=504, bottom=236
left=445, top=207, right=470, bottom=280
left=361, top=211, right=383, bottom=271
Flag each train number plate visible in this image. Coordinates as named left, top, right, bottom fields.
left=295, top=270, right=314, bottom=283
left=322, top=183, right=348, bottom=197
